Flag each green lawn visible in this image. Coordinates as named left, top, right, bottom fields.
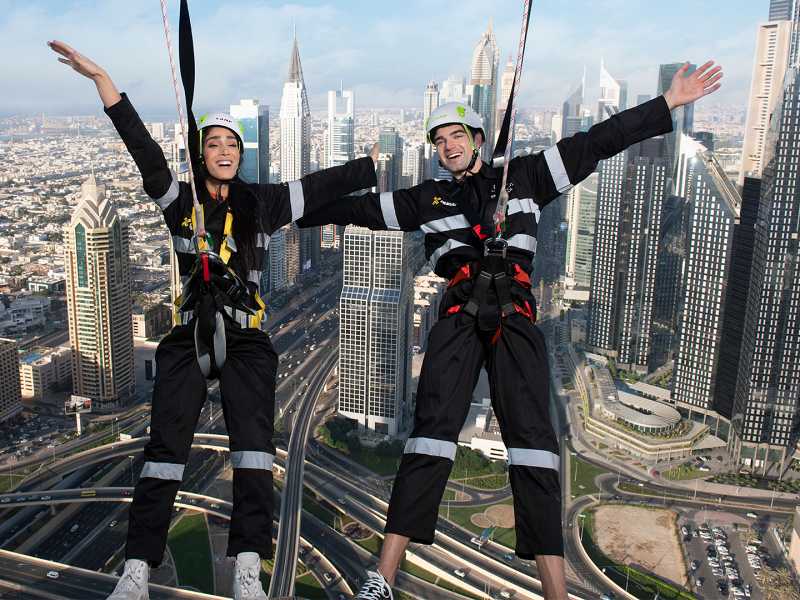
left=570, top=454, right=608, bottom=498
left=452, top=473, right=509, bottom=490
left=439, top=496, right=516, bottom=549
left=167, top=513, right=214, bottom=594
left=663, top=464, right=705, bottom=481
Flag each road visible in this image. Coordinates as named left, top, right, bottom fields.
left=269, top=348, right=338, bottom=599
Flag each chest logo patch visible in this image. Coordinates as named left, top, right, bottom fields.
left=181, top=216, right=192, bottom=229
left=432, top=196, right=441, bottom=206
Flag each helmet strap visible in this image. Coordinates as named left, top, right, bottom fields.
left=463, top=125, right=480, bottom=173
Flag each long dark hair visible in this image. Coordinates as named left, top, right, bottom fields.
left=228, top=178, right=265, bottom=274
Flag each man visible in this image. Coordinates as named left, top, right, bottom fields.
left=300, top=60, right=722, bottom=600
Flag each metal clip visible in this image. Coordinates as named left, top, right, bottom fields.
left=484, top=237, right=508, bottom=258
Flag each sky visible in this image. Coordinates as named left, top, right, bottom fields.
left=2, top=0, right=770, bottom=117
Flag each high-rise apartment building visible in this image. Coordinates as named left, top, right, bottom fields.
left=732, top=61, right=800, bottom=470
left=64, top=175, right=135, bottom=411
left=564, top=172, right=598, bottom=295
left=587, top=138, right=669, bottom=371
left=740, top=20, right=792, bottom=182
left=672, top=138, right=747, bottom=422
left=0, top=338, right=22, bottom=423
left=338, top=226, right=414, bottom=436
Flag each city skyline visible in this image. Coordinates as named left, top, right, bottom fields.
left=5, top=0, right=764, bottom=116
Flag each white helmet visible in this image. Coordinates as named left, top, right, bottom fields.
left=197, top=112, right=245, bottom=151
left=425, top=102, right=484, bottom=144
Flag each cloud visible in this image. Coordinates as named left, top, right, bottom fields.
left=3, top=0, right=763, bottom=116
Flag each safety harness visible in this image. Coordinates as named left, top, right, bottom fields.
left=446, top=0, right=534, bottom=344
left=160, top=0, right=265, bottom=378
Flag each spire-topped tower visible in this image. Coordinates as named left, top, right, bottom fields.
left=279, top=32, right=310, bottom=181
left=470, top=20, right=500, bottom=159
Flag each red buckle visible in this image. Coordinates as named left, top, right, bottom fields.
left=512, top=263, right=531, bottom=287
left=448, top=264, right=473, bottom=288
left=201, top=253, right=210, bottom=283
left=473, top=224, right=489, bottom=241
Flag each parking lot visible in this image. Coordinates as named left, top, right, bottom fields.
left=678, top=512, right=776, bottom=599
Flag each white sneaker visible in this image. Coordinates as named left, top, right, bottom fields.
left=107, top=559, right=149, bottom=600
left=355, top=570, right=393, bottom=599
left=233, top=552, right=267, bottom=600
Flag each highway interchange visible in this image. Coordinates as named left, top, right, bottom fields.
left=1, top=271, right=797, bottom=600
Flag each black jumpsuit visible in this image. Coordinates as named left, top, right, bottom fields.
left=105, top=93, right=376, bottom=564
left=299, top=95, right=673, bottom=557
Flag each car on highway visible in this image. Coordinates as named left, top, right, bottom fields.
left=745, top=511, right=758, bottom=519
left=322, top=572, right=334, bottom=584
left=109, top=520, right=118, bottom=528
left=453, top=568, right=466, bottom=578
left=46, top=570, right=59, bottom=579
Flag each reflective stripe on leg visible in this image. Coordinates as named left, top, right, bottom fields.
left=403, top=437, right=457, bottom=461
left=507, top=448, right=560, bottom=472
left=230, top=451, right=275, bottom=470
left=140, top=461, right=185, bottom=481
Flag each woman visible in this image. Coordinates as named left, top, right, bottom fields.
left=48, top=40, right=377, bottom=600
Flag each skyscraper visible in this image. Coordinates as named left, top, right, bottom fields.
left=378, top=128, right=404, bottom=191
left=470, top=21, right=500, bottom=160
left=496, top=55, right=515, bottom=143
left=0, top=338, right=22, bottom=423
left=671, top=137, right=746, bottom=423
left=564, top=172, right=598, bottom=294
left=587, top=137, right=669, bottom=371
left=338, top=226, right=413, bottom=436
left=327, top=87, right=355, bottom=168
left=64, top=175, right=135, bottom=411
left=740, top=20, right=792, bottom=182
left=597, top=59, right=624, bottom=122
left=732, top=59, right=800, bottom=471
left=440, top=75, right=469, bottom=105
left=770, top=0, right=794, bottom=21
left=562, top=69, right=592, bottom=138
left=423, top=81, right=439, bottom=174
left=280, top=35, right=311, bottom=182
left=657, top=62, right=696, bottom=175
left=423, top=80, right=439, bottom=123
left=230, top=98, right=269, bottom=184
left=401, top=144, right=424, bottom=188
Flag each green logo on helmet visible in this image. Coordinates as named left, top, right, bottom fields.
left=456, top=105, right=466, bottom=118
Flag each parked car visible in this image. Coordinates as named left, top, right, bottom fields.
left=46, top=571, right=59, bottom=579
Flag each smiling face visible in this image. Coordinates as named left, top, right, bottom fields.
left=202, top=126, right=241, bottom=181
left=432, top=124, right=483, bottom=177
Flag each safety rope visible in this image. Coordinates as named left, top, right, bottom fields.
left=158, top=0, right=205, bottom=239
left=492, top=0, right=533, bottom=231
